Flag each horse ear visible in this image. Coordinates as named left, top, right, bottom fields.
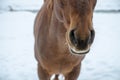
left=54, top=0, right=64, bottom=22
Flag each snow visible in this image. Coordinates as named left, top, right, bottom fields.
left=96, top=0, right=120, bottom=11
left=0, top=0, right=43, bottom=12
left=0, top=12, right=38, bottom=80
left=0, top=0, right=120, bottom=80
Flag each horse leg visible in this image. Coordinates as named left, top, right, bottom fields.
left=38, top=63, right=50, bottom=80
left=65, top=63, right=81, bottom=80
left=54, top=74, right=59, bottom=80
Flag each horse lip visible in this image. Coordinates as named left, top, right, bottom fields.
left=70, top=47, right=90, bottom=55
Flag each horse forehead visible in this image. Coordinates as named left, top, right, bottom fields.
left=68, top=0, right=91, bottom=15
left=70, top=0, right=90, bottom=8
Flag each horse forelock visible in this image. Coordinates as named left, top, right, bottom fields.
left=69, top=0, right=92, bottom=15
left=46, top=0, right=54, bottom=10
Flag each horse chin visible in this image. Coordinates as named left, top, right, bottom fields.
left=69, top=46, right=90, bottom=55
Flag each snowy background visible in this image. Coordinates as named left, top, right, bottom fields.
left=0, top=0, right=120, bottom=80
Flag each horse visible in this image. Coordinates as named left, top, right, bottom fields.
left=34, top=0, right=97, bottom=80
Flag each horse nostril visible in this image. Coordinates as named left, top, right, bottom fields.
left=69, top=30, right=92, bottom=50
left=69, top=29, right=78, bottom=45
left=69, top=29, right=90, bottom=50
left=89, top=30, right=95, bottom=44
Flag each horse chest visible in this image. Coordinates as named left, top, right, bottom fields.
left=37, top=36, right=84, bottom=74
left=40, top=51, right=82, bottom=74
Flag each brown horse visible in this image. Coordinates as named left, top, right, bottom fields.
left=34, top=0, right=97, bottom=80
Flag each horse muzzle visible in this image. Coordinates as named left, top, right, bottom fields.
left=67, top=29, right=95, bottom=55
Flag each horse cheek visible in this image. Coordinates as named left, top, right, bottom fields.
left=54, top=6, right=64, bottom=22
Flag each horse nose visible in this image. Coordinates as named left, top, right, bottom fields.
left=76, top=37, right=89, bottom=50
left=69, top=29, right=90, bottom=50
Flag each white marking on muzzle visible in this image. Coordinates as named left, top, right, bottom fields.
left=69, top=45, right=90, bottom=54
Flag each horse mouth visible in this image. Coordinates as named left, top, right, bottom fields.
left=69, top=47, right=90, bottom=55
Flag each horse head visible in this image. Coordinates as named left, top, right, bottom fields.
left=54, top=0, right=97, bottom=55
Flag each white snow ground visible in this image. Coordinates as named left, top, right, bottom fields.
left=0, top=12, right=38, bottom=80
left=0, top=0, right=120, bottom=80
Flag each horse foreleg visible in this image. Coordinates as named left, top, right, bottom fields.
left=53, top=74, right=58, bottom=80
left=38, top=63, right=50, bottom=80
left=65, top=63, right=81, bottom=80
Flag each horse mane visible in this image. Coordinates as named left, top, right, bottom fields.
left=45, top=0, right=53, bottom=10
